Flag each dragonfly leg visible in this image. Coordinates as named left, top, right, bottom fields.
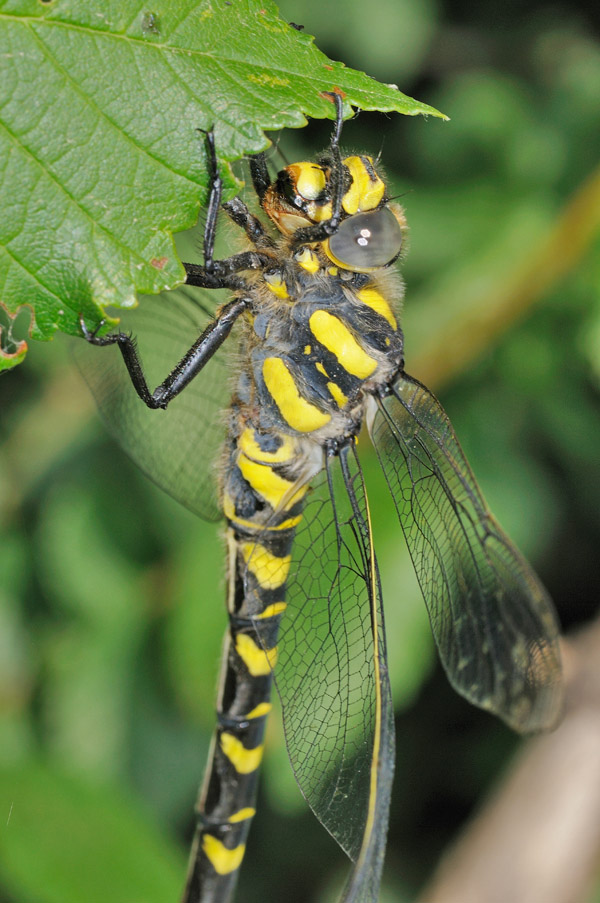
left=183, top=132, right=274, bottom=290
left=184, top=251, right=271, bottom=289
left=248, top=153, right=271, bottom=205
left=222, top=196, right=275, bottom=249
left=290, top=92, right=347, bottom=246
left=78, top=295, right=250, bottom=409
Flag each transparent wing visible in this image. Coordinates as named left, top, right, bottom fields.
left=271, top=444, right=394, bottom=902
left=367, top=371, right=563, bottom=733
left=73, top=288, right=234, bottom=522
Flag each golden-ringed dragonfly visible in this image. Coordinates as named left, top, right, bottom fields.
left=77, top=94, right=563, bottom=903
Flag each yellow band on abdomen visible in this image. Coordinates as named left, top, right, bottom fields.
left=235, top=633, right=278, bottom=676
left=228, top=807, right=256, bottom=824
left=220, top=732, right=264, bottom=774
left=202, top=835, right=245, bottom=875
left=244, top=702, right=272, bottom=719
left=238, top=428, right=296, bottom=464
left=240, top=542, right=291, bottom=590
left=238, top=453, right=307, bottom=511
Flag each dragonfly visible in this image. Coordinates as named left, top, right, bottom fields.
left=76, top=93, right=563, bottom=903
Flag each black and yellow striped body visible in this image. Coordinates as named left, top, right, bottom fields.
left=186, top=157, right=405, bottom=898
left=80, top=120, right=564, bottom=903
left=184, top=424, right=309, bottom=902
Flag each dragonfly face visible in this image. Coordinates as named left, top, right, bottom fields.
left=77, top=95, right=563, bottom=903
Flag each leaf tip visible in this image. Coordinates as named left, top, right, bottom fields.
left=0, top=303, right=31, bottom=370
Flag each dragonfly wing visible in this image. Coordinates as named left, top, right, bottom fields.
left=367, top=371, right=563, bottom=733
left=73, top=288, right=233, bottom=522
left=272, top=444, right=394, bottom=902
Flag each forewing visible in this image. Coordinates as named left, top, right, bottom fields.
left=367, top=372, right=563, bottom=733
left=272, top=445, right=394, bottom=902
left=73, top=288, right=234, bottom=522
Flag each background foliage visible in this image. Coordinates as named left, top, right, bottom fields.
left=1, top=0, right=599, bottom=901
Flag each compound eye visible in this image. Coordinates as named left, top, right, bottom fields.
left=327, top=207, right=403, bottom=271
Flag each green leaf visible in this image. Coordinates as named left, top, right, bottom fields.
left=0, top=759, right=184, bottom=903
left=0, top=0, right=446, bottom=370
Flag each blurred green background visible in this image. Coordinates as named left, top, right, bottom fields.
left=1, top=0, right=599, bottom=901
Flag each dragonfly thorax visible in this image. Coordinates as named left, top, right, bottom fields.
left=240, top=252, right=404, bottom=444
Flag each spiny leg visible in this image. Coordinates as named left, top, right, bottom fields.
left=79, top=130, right=275, bottom=406
left=248, top=153, right=271, bottom=205
left=79, top=295, right=250, bottom=409
left=184, top=131, right=274, bottom=289
left=200, top=128, right=223, bottom=273
left=291, top=92, right=347, bottom=246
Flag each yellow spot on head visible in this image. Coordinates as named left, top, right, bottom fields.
left=288, top=163, right=326, bottom=200
left=309, top=310, right=378, bottom=379
left=262, top=357, right=331, bottom=432
left=202, top=835, right=245, bottom=875
left=309, top=200, right=333, bottom=223
left=235, top=633, right=278, bottom=676
left=220, top=732, right=264, bottom=773
left=342, top=156, right=385, bottom=213
left=240, top=541, right=291, bottom=589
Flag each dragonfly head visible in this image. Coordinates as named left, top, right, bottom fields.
left=261, top=155, right=405, bottom=273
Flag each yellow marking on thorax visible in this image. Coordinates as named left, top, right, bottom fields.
left=220, top=732, right=264, bottom=773
left=235, top=633, right=278, bottom=676
left=202, top=835, right=245, bottom=875
left=356, top=287, right=397, bottom=329
left=240, top=541, right=291, bottom=589
left=295, top=247, right=320, bottom=274
left=263, top=357, right=331, bottom=432
left=328, top=381, right=348, bottom=408
left=228, top=807, right=256, bottom=824
left=309, top=310, right=378, bottom=379
left=245, top=702, right=272, bottom=719
left=238, top=454, right=307, bottom=511
left=315, top=362, right=327, bottom=376
left=264, top=271, right=289, bottom=299
left=342, top=156, right=385, bottom=213
left=304, top=345, right=312, bottom=355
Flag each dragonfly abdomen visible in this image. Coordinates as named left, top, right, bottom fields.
left=183, top=423, right=320, bottom=901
